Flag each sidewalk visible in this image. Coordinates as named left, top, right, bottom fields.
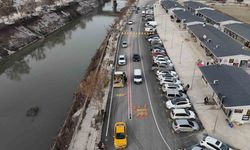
left=154, top=3, right=250, bottom=150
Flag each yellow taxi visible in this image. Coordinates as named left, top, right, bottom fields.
left=114, top=122, right=127, bottom=149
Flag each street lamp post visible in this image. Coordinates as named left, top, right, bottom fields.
left=190, top=61, right=197, bottom=90
left=213, top=95, right=225, bottom=132
left=179, top=40, right=184, bottom=64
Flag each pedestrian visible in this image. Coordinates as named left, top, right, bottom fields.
left=130, top=27, right=133, bottom=31
left=98, top=141, right=104, bottom=149
left=183, top=84, right=190, bottom=94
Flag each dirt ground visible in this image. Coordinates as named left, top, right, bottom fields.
left=211, top=4, right=250, bottom=24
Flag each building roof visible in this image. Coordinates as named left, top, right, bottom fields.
left=224, top=23, right=250, bottom=42
left=188, top=24, right=250, bottom=57
left=183, top=1, right=208, bottom=10
left=197, top=9, right=236, bottom=23
left=161, top=0, right=184, bottom=10
left=199, top=65, right=250, bottom=107
left=173, top=9, right=203, bottom=23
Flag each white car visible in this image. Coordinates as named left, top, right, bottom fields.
left=121, top=41, right=128, bottom=48
left=152, top=55, right=169, bottom=61
left=154, top=58, right=172, bottom=64
left=127, top=21, right=133, bottom=25
left=162, top=83, right=183, bottom=92
left=156, top=70, right=178, bottom=78
left=151, top=49, right=165, bottom=54
left=170, top=109, right=196, bottom=119
left=157, top=74, right=177, bottom=81
left=145, top=27, right=156, bottom=32
left=148, top=36, right=160, bottom=42
left=166, top=98, right=191, bottom=109
left=200, top=136, right=233, bottom=150
left=118, top=55, right=126, bottom=65
left=160, top=77, right=182, bottom=85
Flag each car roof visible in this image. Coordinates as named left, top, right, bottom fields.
left=175, top=119, right=189, bottom=125
left=119, top=55, right=125, bottom=57
left=205, top=136, right=222, bottom=146
left=115, top=122, right=126, bottom=133
left=172, top=109, right=187, bottom=114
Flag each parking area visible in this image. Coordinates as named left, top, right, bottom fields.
left=154, top=2, right=250, bottom=150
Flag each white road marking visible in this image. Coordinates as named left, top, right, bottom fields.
left=137, top=9, right=172, bottom=150
left=105, top=33, right=122, bottom=137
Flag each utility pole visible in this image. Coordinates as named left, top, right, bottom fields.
left=190, top=61, right=196, bottom=90
left=179, top=40, right=184, bottom=64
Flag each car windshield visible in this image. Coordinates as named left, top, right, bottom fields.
left=188, top=120, right=194, bottom=127
left=220, top=144, right=229, bottom=150
left=120, top=57, right=125, bottom=60
left=185, top=110, right=190, bottom=115
left=116, top=133, right=125, bottom=139
left=122, top=42, right=127, bottom=44
left=134, top=75, right=141, bottom=79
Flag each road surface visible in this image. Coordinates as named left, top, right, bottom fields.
left=102, top=0, right=202, bottom=149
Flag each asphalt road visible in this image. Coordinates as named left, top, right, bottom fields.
left=102, top=0, right=202, bottom=149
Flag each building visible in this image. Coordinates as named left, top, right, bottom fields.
left=173, top=9, right=204, bottom=29
left=196, top=9, right=236, bottom=28
left=224, top=23, right=250, bottom=48
left=199, top=65, right=250, bottom=124
left=161, top=0, right=184, bottom=13
left=188, top=24, right=250, bottom=68
left=183, top=1, right=209, bottom=13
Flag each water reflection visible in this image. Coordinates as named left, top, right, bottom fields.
left=5, top=59, right=30, bottom=81
left=30, top=47, right=46, bottom=61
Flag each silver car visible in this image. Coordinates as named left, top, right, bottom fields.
left=172, top=119, right=199, bottom=133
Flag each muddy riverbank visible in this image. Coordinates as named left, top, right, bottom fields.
left=0, top=0, right=99, bottom=62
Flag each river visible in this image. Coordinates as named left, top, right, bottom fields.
left=0, top=1, right=125, bottom=150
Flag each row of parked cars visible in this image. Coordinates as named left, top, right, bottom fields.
left=146, top=21, right=234, bottom=150
left=143, top=16, right=200, bottom=133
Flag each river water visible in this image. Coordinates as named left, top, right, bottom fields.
left=0, top=1, right=125, bottom=150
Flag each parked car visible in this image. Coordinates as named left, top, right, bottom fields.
left=170, top=109, right=196, bottom=119
left=172, top=119, right=199, bottom=133
left=166, top=97, right=191, bottom=109
left=156, top=70, right=178, bottom=78
left=118, top=55, right=126, bottom=65
left=145, top=26, right=156, bottom=32
left=159, top=77, right=181, bottom=85
left=162, top=83, right=183, bottom=93
left=146, top=34, right=159, bottom=40
left=114, top=122, right=127, bottom=149
left=153, top=55, right=169, bottom=61
left=150, top=39, right=162, bottom=45
left=122, top=41, right=128, bottom=48
left=148, top=36, right=161, bottom=42
left=165, top=90, right=187, bottom=100
left=200, top=136, right=233, bottom=150
left=157, top=74, right=177, bottom=81
left=151, top=63, right=172, bottom=71
left=150, top=44, right=165, bottom=51
left=189, top=145, right=207, bottom=150
left=133, top=54, right=141, bottom=62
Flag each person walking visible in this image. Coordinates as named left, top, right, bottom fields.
left=183, top=84, right=190, bottom=94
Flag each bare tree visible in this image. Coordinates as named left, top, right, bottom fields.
left=41, top=0, right=56, bottom=5
left=19, top=0, right=37, bottom=15
left=0, top=0, right=15, bottom=17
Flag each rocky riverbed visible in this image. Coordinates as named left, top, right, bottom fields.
left=0, top=0, right=99, bottom=61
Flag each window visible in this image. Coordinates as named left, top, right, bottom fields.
left=207, top=143, right=220, bottom=150
left=234, top=109, right=243, bottom=113
left=229, top=59, right=234, bottom=63
left=247, top=110, right=250, bottom=116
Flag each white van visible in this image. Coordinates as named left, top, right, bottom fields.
left=133, top=69, right=143, bottom=84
